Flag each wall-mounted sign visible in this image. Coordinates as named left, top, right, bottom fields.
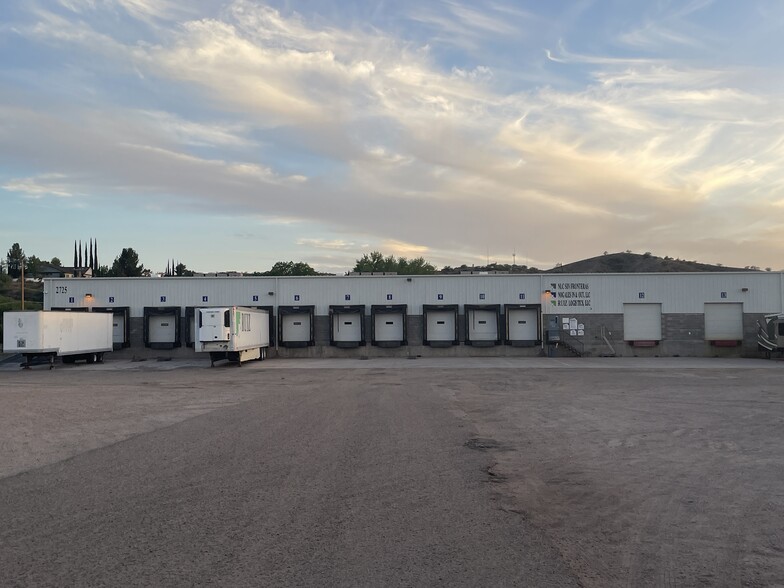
left=387, top=294, right=393, bottom=301
left=437, top=294, right=444, bottom=300
left=549, top=282, right=592, bottom=308
left=252, top=295, right=259, bottom=302
left=160, top=296, right=167, bottom=303
left=294, top=295, right=300, bottom=301
left=202, top=296, right=208, bottom=302
left=109, top=296, right=115, bottom=303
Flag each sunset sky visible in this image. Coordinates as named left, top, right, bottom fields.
left=2, top=0, right=784, bottom=274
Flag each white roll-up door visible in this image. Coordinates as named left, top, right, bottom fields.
left=507, top=308, right=538, bottom=341
left=468, top=309, right=498, bottom=341
left=704, top=303, right=743, bottom=341
left=426, top=311, right=455, bottom=342
left=333, top=313, right=362, bottom=342
left=112, top=315, right=125, bottom=345
left=148, top=315, right=176, bottom=344
left=623, top=303, right=662, bottom=341
left=282, top=313, right=310, bottom=343
left=374, top=313, right=403, bottom=342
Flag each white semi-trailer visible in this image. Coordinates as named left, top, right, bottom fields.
left=196, top=307, right=270, bottom=366
left=2, top=311, right=113, bottom=369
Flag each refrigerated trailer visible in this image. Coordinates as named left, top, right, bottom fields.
left=196, top=307, right=270, bottom=366
left=2, top=311, right=113, bottom=369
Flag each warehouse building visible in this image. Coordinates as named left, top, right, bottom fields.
left=43, top=272, right=784, bottom=359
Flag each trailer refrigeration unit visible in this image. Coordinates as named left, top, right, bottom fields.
left=196, top=306, right=270, bottom=366
left=2, top=311, right=113, bottom=369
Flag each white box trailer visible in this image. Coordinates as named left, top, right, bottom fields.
left=2, top=311, right=113, bottom=369
left=196, top=307, right=270, bottom=366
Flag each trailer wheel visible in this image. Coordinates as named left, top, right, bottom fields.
left=97, top=353, right=105, bottom=364
left=86, top=353, right=98, bottom=364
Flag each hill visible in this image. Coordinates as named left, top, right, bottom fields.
left=546, top=252, right=754, bottom=274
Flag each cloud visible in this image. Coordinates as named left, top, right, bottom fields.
left=296, top=238, right=358, bottom=251
left=3, top=174, right=80, bottom=198
left=135, top=110, right=256, bottom=148
left=5, top=1, right=784, bottom=270
left=380, top=239, right=430, bottom=257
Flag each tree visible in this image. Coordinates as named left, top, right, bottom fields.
left=51, top=257, right=62, bottom=267
left=6, top=243, right=25, bottom=278
left=265, top=261, right=320, bottom=276
left=26, top=255, right=42, bottom=277
left=110, top=248, right=145, bottom=277
left=398, top=256, right=437, bottom=275
left=94, top=264, right=111, bottom=277
left=352, top=251, right=437, bottom=275
left=175, top=262, right=194, bottom=277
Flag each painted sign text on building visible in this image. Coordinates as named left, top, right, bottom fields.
left=550, top=282, right=592, bottom=308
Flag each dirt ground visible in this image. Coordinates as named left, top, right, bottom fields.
left=1, top=357, right=782, bottom=586
left=443, top=366, right=784, bottom=587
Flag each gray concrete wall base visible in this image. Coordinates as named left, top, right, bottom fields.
left=112, top=313, right=767, bottom=361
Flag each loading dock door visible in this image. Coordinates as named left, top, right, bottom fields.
left=189, top=314, right=197, bottom=346
left=333, top=313, right=362, bottom=343
left=282, top=313, right=311, bottom=343
left=370, top=304, right=406, bottom=347
left=374, top=313, right=403, bottom=341
left=148, top=315, right=176, bottom=344
left=112, top=315, right=125, bottom=346
left=467, top=309, right=498, bottom=342
left=506, top=308, right=538, bottom=341
left=704, top=303, right=743, bottom=341
left=623, top=303, right=662, bottom=341
left=92, top=307, right=129, bottom=349
left=427, top=311, right=455, bottom=342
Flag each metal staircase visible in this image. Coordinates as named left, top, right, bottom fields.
left=558, top=330, right=584, bottom=357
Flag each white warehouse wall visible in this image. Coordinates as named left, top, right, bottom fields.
left=44, top=272, right=784, bottom=316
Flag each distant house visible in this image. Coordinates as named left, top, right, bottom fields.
left=37, top=264, right=93, bottom=278
left=37, top=263, right=66, bottom=278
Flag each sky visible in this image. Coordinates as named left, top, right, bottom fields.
left=2, top=0, right=784, bottom=275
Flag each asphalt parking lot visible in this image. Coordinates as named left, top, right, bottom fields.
left=1, top=357, right=782, bottom=586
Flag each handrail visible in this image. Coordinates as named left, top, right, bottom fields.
left=600, top=325, right=616, bottom=356
left=559, top=329, right=584, bottom=356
